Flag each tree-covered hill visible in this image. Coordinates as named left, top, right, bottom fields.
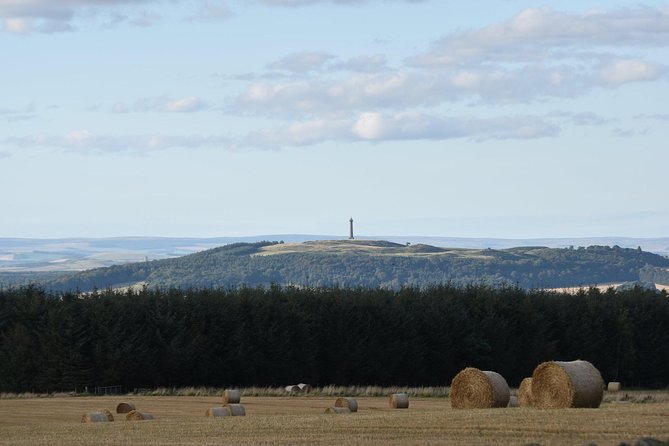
left=15, top=240, right=669, bottom=292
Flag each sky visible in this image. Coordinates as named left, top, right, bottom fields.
left=1, top=0, right=668, bottom=239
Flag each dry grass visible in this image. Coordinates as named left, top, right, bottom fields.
left=1, top=393, right=669, bottom=445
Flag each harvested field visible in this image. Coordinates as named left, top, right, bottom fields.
left=1, top=394, right=669, bottom=445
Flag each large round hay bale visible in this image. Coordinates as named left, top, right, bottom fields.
left=226, top=404, right=246, bottom=416
left=335, top=397, right=358, bottom=413
left=518, top=377, right=534, bottom=407
left=389, top=393, right=409, bottom=409
left=531, top=360, right=604, bottom=409
left=324, top=407, right=351, bottom=414
left=297, top=383, right=312, bottom=393
left=206, top=406, right=231, bottom=417
left=125, top=410, right=154, bottom=421
left=223, top=389, right=241, bottom=404
left=116, top=402, right=136, bottom=414
left=81, top=412, right=111, bottom=423
left=450, top=367, right=510, bottom=409
left=608, top=382, right=622, bottom=393
left=285, top=385, right=300, bottom=394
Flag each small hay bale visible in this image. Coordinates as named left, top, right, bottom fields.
left=285, top=385, right=300, bottom=394
left=223, top=389, right=241, bottom=404
left=99, top=409, right=114, bottom=422
left=389, top=393, right=409, bottom=409
left=297, top=383, right=312, bottom=393
left=334, top=397, right=358, bottom=413
left=508, top=395, right=519, bottom=407
left=81, top=412, right=111, bottom=423
left=226, top=404, right=246, bottom=416
left=125, top=410, right=154, bottom=421
left=518, top=377, right=534, bottom=407
left=608, top=382, right=622, bottom=393
left=531, top=360, right=604, bottom=409
left=206, top=406, right=232, bottom=418
left=324, top=407, right=351, bottom=414
left=450, top=367, right=510, bottom=409
left=116, top=402, right=136, bottom=414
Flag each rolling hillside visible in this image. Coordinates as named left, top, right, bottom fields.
left=16, top=239, right=669, bottom=292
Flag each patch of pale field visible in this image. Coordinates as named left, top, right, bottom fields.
left=1, top=394, right=669, bottom=445
left=256, top=241, right=486, bottom=260
left=547, top=284, right=669, bottom=294
left=547, top=284, right=621, bottom=294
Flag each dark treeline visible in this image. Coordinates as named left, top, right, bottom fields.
left=0, top=284, right=668, bottom=393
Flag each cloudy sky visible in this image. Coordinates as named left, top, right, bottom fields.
left=1, top=0, right=668, bottom=238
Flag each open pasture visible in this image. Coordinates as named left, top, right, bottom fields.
left=1, top=393, right=668, bottom=445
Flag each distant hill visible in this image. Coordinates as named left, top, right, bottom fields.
left=12, top=239, right=669, bottom=292
left=2, top=235, right=669, bottom=273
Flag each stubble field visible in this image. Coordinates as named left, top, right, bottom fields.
left=1, top=393, right=668, bottom=445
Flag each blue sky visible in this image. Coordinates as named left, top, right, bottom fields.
left=1, top=0, right=668, bottom=238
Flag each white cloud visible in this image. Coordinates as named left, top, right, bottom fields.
left=333, top=54, right=388, bottom=73
left=232, top=65, right=603, bottom=116
left=0, top=0, right=157, bottom=33
left=230, top=6, right=669, bottom=117
left=351, top=112, right=385, bottom=139
left=112, top=96, right=210, bottom=113
left=233, top=72, right=434, bottom=115
left=612, top=127, right=649, bottom=138
left=0, top=104, right=36, bottom=121
left=258, top=0, right=426, bottom=6
left=5, top=131, right=233, bottom=153
left=3, top=17, right=29, bottom=33
left=242, top=112, right=559, bottom=149
left=128, top=11, right=161, bottom=27
left=545, top=111, right=610, bottom=127
left=410, top=6, right=669, bottom=68
left=4, top=110, right=559, bottom=153
left=0, top=0, right=426, bottom=33
left=267, top=51, right=335, bottom=73
left=635, top=114, right=669, bottom=122
left=164, top=96, right=207, bottom=113
left=598, top=59, right=663, bottom=86
left=186, top=2, right=232, bottom=21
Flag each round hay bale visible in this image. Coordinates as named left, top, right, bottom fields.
left=223, top=389, right=241, bottom=404
left=450, top=367, right=510, bottom=409
left=226, top=403, right=246, bottom=416
left=508, top=395, right=519, bottom=407
left=324, top=407, right=351, bottom=414
left=125, top=410, right=154, bottom=421
left=206, top=406, right=232, bottom=418
left=116, top=402, right=136, bottom=414
left=531, top=360, right=604, bottom=409
left=81, top=412, right=110, bottom=423
left=285, top=385, right=300, bottom=394
left=389, top=393, right=409, bottom=409
left=99, top=409, right=114, bottom=422
left=607, top=382, right=622, bottom=393
left=334, top=397, right=358, bottom=413
left=297, top=383, right=312, bottom=393
left=518, top=377, right=534, bottom=407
